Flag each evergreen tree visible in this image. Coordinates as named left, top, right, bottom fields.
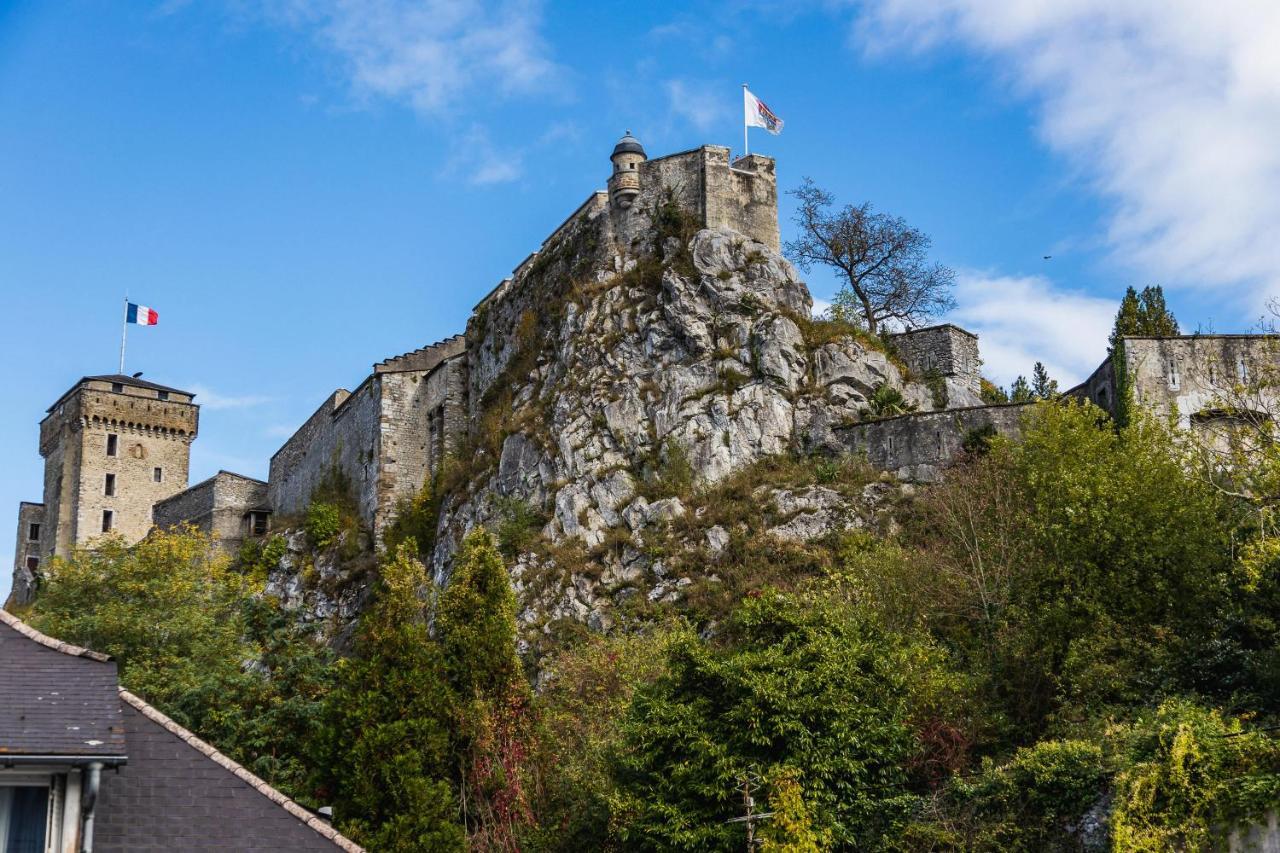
left=1010, top=375, right=1033, bottom=403
left=1031, top=362, right=1059, bottom=400
left=438, top=529, right=532, bottom=848
left=611, top=592, right=919, bottom=850
left=1110, top=284, right=1180, bottom=348
left=321, top=543, right=465, bottom=851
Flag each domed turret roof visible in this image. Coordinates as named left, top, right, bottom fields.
left=611, top=131, right=646, bottom=159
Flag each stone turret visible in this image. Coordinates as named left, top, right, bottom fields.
left=607, top=131, right=646, bottom=210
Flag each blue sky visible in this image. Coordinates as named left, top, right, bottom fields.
left=3, top=1, right=1277, bottom=590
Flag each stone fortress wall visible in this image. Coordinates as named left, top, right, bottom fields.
left=1069, top=335, right=1280, bottom=424
left=153, top=471, right=269, bottom=554
left=267, top=336, right=466, bottom=533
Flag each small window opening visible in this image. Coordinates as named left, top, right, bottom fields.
left=106, top=434, right=118, bottom=456
left=153, top=467, right=163, bottom=483
left=101, top=510, right=113, bottom=533
left=111, top=382, right=124, bottom=393
left=104, top=473, right=116, bottom=497
left=1239, top=358, right=1250, bottom=383
left=1168, top=359, right=1180, bottom=389
left=249, top=511, right=270, bottom=537
left=27, top=523, right=39, bottom=542
left=25, top=556, right=38, bottom=571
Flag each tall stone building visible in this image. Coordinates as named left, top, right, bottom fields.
left=9, top=375, right=198, bottom=605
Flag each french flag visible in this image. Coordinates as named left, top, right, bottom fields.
left=126, top=303, right=158, bottom=326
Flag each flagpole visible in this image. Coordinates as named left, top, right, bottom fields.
left=119, top=296, right=128, bottom=374
left=742, top=83, right=749, bottom=156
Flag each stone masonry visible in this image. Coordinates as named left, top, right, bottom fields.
left=9, top=375, right=198, bottom=605
left=267, top=336, right=466, bottom=534
left=888, top=324, right=984, bottom=408
left=152, top=471, right=270, bottom=554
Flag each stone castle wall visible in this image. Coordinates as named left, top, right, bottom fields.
left=9, top=502, right=45, bottom=605
left=269, top=337, right=467, bottom=534
left=268, top=384, right=380, bottom=524
left=889, top=324, right=983, bottom=406
left=835, top=403, right=1031, bottom=482
left=1069, top=335, right=1280, bottom=425
left=153, top=471, right=268, bottom=553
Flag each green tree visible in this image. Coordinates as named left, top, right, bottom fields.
left=1009, top=375, right=1033, bottom=403
left=437, top=529, right=532, bottom=848
left=31, top=527, right=333, bottom=803
left=320, top=543, right=465, bottom=851
left=1110, top=285, right=1180, bottom=348
left=610, top=592, right=920, bottom=850
left=1030, top=362, right=1058, bottom=400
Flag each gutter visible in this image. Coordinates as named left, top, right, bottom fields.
left=79, top=761, right=103, bottom=853
left=0, top=756, right=126, bottom=767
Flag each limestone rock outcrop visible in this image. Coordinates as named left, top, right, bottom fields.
left=429, top=227, right=939, bottom=634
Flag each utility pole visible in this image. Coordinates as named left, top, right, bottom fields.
left=726, top=770, right=774, bottom=852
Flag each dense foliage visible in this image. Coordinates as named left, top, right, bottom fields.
left=30, top=528, right=333, bottom=801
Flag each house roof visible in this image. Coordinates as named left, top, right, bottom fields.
left=0, top=609, right=126, bottom=762
left=110, top=689, right=363, bottom=851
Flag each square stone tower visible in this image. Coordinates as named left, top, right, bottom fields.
left=10, top=375, right=198, bottom=605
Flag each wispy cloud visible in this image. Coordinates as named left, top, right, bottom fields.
left=851, top=0, right=1280, bottom=314
left=665, top=78, right=730, bottom=133
left=256, top=0, right=564, bottom=114
left=948, top=271, right=1115, bottom=386
left=187, top=384, right=273, bottom=411
left=442, top=124, right=523, bottom=185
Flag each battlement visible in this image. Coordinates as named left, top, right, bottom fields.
left=374, top=334, right=466, bottom=374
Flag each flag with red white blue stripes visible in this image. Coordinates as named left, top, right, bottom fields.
left=126, top=303, right=158, bottom=326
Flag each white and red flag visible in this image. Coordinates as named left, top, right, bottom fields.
left=743, top=87, right=784, bottom=135
left=126, top=302, right=158, bottom=326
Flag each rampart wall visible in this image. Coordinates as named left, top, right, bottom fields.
left=1069, top=335, right=1280, bottom=425
left=835, top=403, right=1031, bottom=482
left=153, top=471, right=268, bottom=552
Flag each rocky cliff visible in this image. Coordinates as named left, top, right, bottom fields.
left=259, top=215, right=945, bottom=651
left=418, top=220, right=939, bottom=649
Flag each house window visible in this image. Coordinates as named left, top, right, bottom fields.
left=106, top=434, right=118, bottom=457
left=27, top=523, right=39, bottom=542
left=102, top=510, right=113, bottom=533
left=0, top=783, right=50, bottom=851
left=157, top=390, right=169, bottom=401
left=111, top=382, right=123, bottom=393
left=153, top=467, right=163, bottom=483
left=104, top=473, right=116, bottom=497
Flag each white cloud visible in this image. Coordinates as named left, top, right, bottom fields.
left=258, top=0, right=563, bottom=113
left=948, top=271, right=1115, bottom=387
left=665, top=79, right=729, bottom=133
left=186, top=385, right=273, bottom=411
left=811, top=297, right=833, bottom=318
left=852, top=0, right=1280, bottom=314
left=442, top=125, right=524, bottom=185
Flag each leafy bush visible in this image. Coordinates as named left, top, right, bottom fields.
left=305, top=502, right=342, bottom=548
left=610, top=591, right=922, bottom=850
left=861, top=382, right=917, bottom=420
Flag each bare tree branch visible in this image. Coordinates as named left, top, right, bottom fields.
left=784, top=177, right=957, bottom=333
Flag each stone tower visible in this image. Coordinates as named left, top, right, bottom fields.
left=607, top=131, right=646, bottom=210
left=9, top=375, right=198, bottom=605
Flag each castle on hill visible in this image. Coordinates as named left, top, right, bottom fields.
left=10, top=134, right=1280, bottom=605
